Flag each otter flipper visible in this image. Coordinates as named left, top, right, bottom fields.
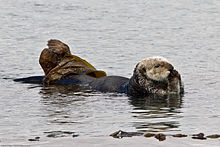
left=40, top=39, right=106, bottom=85
left=14, top=76, right=44, bottom=84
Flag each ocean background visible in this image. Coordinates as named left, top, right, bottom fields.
left=0, top=0, right=220, bottom=146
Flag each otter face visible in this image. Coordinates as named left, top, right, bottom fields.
left=137, top=57, right=174, bottom=82
left=129, top=57, right=183, bottom=95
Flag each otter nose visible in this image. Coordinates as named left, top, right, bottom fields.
left=168, top=65, right=174, bottom=71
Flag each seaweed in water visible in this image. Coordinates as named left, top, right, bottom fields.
left=110, top=130, right=143, bottom=138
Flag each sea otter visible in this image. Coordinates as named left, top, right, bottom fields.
left=14, top=40, right=184, bottom=96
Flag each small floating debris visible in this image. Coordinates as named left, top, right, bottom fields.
left=47, top=133, right=62, bottom=138
left=206, top=134, right=220, bottom=139
left=155, top=133, right=166, bottom=141
left=111, top=131, right=220, bottom=141
left=72, top=134, right=79, bottom=138
left=28, top=137, right=40, bottom=141
left=172, top=134, right=187, bottom=138
left=144, top=133, right=155, bottom=138
left=110, top=130, right=143, bottom=138
left=192, top=133, right=206, bottom=140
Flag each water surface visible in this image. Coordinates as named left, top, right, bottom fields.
left=0, top=0, right=220, bottom=146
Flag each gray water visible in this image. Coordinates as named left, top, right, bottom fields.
left=0, top=0, right=220, bottom=145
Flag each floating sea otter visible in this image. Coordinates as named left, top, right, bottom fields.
left=14, top=40, right=184, bottom=96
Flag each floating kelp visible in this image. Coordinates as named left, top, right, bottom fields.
left=192, top=133, right=206, bottom=140
left=44, top=131, right=78, bottom=138
left=110, top=130, right=143, bottom=138
left=206, top=134, right=220, bottom=139
left=144, top=133, right=155, bottom=138
left=28, top=136, right=40, bottom=141
left=155, top=133, right=166, bottom=141
left=172, top=134, right=187, bottom=137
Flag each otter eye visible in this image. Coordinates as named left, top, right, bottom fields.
left=155, top=65, right=160, bottom=68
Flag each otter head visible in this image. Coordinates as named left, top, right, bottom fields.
left=136, top=57, right=174, bottom=82
left=128, top=57, right=183, bottom=96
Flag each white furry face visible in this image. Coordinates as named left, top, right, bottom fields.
left=137, top=57, right=174, bottom=82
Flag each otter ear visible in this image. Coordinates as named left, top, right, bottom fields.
left=134, top=62, right=147, bottom=75
left=138, top=66, right=147, bottom=75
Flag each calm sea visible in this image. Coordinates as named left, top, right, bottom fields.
left=0, top=0, right=220, bottom=146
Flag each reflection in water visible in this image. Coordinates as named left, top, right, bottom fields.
left=40, top=85, right=94, bottom=97
left=130, top=94, right=183, bottom=133
left=38, top=85, right=133, bottom=137
left=39, top=85, right=97, bottom=125
left=39, top=84, right=184, bottom=135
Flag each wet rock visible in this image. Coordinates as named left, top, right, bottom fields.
left=206, top=134, right=220, bottom=139
left=155, top=133, right=166, bottom=141
left=28, top=137, right=40, bottom=141
left=172, top=134, right=187, bottom=137
left=192, top=133, right=206, bottom=140
left=144, top=133, right=155, bottom=138
left=110, top=130, right=143, bottom=138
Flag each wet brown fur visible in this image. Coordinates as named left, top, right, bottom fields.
left=39, top=40, right=71, bottom=75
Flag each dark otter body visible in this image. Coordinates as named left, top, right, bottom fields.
left=14, top=68, right=183, bottom=96
left=14, top=75, right=130, bottom=94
